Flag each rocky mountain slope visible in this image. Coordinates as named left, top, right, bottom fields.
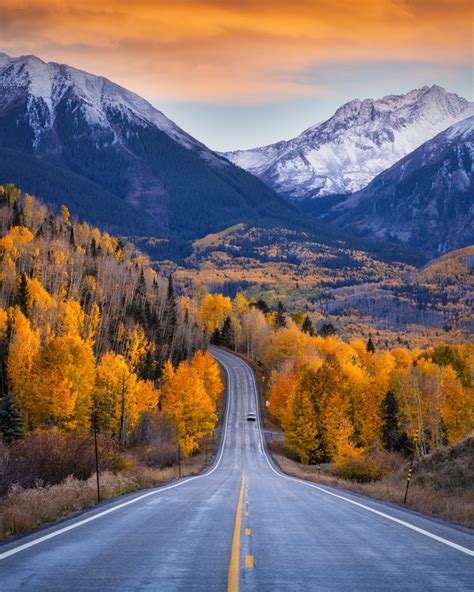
left=327, top=116, right=474, bottom=258
left=224, top=86, right=474, bottom=200
left=0, top=52, right=300, bottom=239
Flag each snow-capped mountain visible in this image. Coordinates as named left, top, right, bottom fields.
left=0, top=53, right=297, bottom=238
left=0, top=52, right=210, bottom=156
left=327, top=116, right=474, bottom=258
left=224, top=86, right=474, bottom=200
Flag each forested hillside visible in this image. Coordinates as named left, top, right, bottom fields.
left=0, top=184, right=223, bottom=455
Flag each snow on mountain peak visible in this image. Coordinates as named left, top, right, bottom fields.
left=224, top=85, right=474, bottom=199
left=0, top=52, right=209, bottom=154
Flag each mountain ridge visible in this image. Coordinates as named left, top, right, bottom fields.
left=326, top=115, right=474, bottom=257
left=224, top=85, right=474, bottom=200
left=0, top=52, right=303, bottom=241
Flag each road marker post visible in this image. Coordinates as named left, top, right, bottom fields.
left=92, top=413, right=101, bottom=503
left=403, top=428, right=418, bottom=505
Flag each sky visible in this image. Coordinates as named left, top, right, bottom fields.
left=0, top=1, right=472, bottom=150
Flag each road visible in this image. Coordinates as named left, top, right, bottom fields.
left=1, top=347, right=472, bottom=590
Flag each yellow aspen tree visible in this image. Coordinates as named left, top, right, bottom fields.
left=7, top=308, right=41, bottom=425
left=0, top=307, right=7, bottom=339
left=284, top=387, right=319, bottom=464
left=29, top=335, right=96, bottom=430
left=124, top=326, right=150, bottom=373
left=440, top=366, right=471, bottom=444
left=200, top=293, right=232, bottom=334
left=268, top=370, right=296, bottom=426
left=135, top=380, right=160, bottom=416
left=83, top=303, right=101, bottom=343
left=56, top=300, right=85, bottom=338
left=0, top=226, right=34, bottom=259
left=190, top=350, right=223, bottom=405
left=325, top=391, right=361, bottom=463
left=161, top=360, right=216, bottom=456
left=357, top=351, right=395, bottom=448
left=94, top=352, right=138, bottom=439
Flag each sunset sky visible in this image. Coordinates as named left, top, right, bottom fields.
left=1, top=0, right=472, bottom=150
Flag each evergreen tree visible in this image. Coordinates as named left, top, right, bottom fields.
left=275, top=301, right=287, bottom=328
left=164, top=275, right=177, bottom=360
left=17, top=273, right=30, bottom=317
left=253, top=299, right=269, bottom=314
left=69, top=225, right=76, bottom=248
left=319, top=322, right=336, bottom=337
left=380, top=390, right=408, bottom=453
left=0, top=391, right=24, bottom=445
left=210, top=328, right=221, bottom=346
left=90, top=237, right=98, bottom=258
left=366, top=335, right=376, bottom=353
left=302, top=315, right=315, bottom=336
left=220, top=316, right=234, bottom=349
left=12, top=199, right=22, bottom=226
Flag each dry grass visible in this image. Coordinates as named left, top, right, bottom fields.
left=0, top=446, right=212, bottom=541
left=272, top=439, right=474, bottom=528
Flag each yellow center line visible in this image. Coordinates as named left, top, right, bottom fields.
left=245, top=555, right=254, bottom=569
left=245, top=528, right=251, bottom=535
left=227, top=473, right=245, bottom=592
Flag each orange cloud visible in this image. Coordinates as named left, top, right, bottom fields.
left=0, top=1, right=471, bottom=102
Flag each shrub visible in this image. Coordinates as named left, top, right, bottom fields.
left=131, top=412, right=178, bottom=468
left=332, top=450, right=404, bottom=483
left=0, top=430, right=119, bottom=494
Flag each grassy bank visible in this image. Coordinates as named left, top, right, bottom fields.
left=271, top=436, right=474, bottom=528
left=0, top=444, right=214, bottom=541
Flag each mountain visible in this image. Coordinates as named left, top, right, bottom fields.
left=0, top=52, right=301, bottom=240
left=224, top=86, right=474, bottom=200
left=327, top=116, right=474, bottom=258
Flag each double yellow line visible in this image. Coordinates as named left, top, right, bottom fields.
left=227, top=473, right=246, bottom=592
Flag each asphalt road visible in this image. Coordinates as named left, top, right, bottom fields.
left=1, top=347, right=472, bottom=591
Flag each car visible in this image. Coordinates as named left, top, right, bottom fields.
left=246, top=412, right=257, bottom=422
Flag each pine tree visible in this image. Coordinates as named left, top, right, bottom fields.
left=90, top=237, right=98, bottom=258
left=366, top=335, right=376, bottom=353
left=210, top=328, right=221, bottom=346
left=69, top=225, right=76, bottom=248
left=164, top=275, right=178, bottom=360
left=253, top=299, right=269, bottom=314
left=302, top=315, right=315, bottom=336
left=380, top=390, right=408, bottom=453
left=275, top=301, right=287, bottom=328
left=319, top=322, right=336, bottom=337
left=17, top=273, right=30, bottom=317
left=0, top=391, right=24, bottom=445
left=220, top=316, right=234, bottom=349
left=12, top=199, right=22, bottom=226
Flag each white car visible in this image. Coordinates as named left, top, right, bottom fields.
left=246, top=412, right=257, bottom=422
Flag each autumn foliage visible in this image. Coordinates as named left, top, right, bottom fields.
left=0, top=185, right=223, bottom=456
left=192, top=285, right=472, bottom=469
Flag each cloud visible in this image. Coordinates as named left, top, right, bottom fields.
left=0, top=0, right=471, bottom=102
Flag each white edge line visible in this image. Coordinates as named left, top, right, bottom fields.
left=235, top=351, right=474, bottom=559
left=0, top=353, right=233, bottom=561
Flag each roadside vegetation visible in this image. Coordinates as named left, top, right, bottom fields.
left=0, top=185, right=223, bottom=539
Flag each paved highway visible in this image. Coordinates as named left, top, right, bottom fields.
left=1, top=347, right=472, bottom=590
